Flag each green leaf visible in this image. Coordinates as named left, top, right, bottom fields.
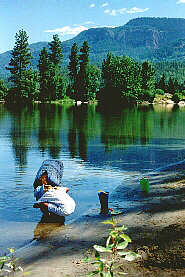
left=23, top=271, right=32, bottom=276
left=95, top=251, right=100, bottom=259
left=106, top=244, right=114, bottom=250
left=8, top=248, right=15, bottom=254
left=109, top=230, right=118, bottom=238
left=124, top=252, right=139, bottom=262
left=106, top=235, right=111, bottom=247
left=99, top=262, right=104, bottom=272
left=93, top=245, right=112, bottom=253
left=117, top=251, right=130, bottom=256
left=102, top=220, right=114, bottom=225
left=119, top=234, right=131, bottom=242
left=115, top=226, right=127, bottom=231
left=83, top=257, right=91, bottom=262
left=117, top=241, right=128, bottom=250
left=92, top=261, right=102, bottom=265
left=0, top=256, right=9, bottom=262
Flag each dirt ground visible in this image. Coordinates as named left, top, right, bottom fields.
left=14, top=176, right=185, bottom=277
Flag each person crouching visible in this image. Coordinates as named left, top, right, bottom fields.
left=33, top=171, right=75, bottom=217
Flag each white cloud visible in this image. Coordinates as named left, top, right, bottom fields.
left=90, top=3, right=95, bottom=8
left=44, top=25, right=88, bottom=36
left=104, top=6, right=149, bottom=16
left=126, top=7, right=149, bottom=14
left=104, top=9, right=110, bottom=14
left=102, top=2, right=109, bottom=8
left=84, top=21, right=94, bottom=25
left=119, top=8, right=127, bottom=14
left=176, top=0, right=185, bottom=3
left=110, top=9, right=117, bottom=16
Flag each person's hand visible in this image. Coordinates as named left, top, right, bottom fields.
left=44, top=184, right=52, bottom=192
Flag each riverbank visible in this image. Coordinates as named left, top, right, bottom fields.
left=13, top=170, right=185, bottom=277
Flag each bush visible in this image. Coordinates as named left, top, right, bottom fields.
left=84, top=218, right=140, bottom=276
left=172, top=92, right=184, bottom=103
left=140, top=89, right=155, bottom=102
left=155, top=88, right=164, bottom=95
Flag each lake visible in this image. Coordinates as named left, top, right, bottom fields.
left=0, top=102, right=185, bottom=254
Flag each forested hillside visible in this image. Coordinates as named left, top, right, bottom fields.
left=1, top=27, right=185, bottom=105
left=1, top=17, right=185, bottom=82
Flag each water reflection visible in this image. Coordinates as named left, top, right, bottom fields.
left=8, top=104, right=35, bottom=170
left=100, top=106, right=154, bottom=151
left=3, top=103, right=185, bottom=169
left=37, top=104, right=63, bottom=159
left=1, top=103, right=185, bottom=251
left=67, top=105, right=91, bottom=161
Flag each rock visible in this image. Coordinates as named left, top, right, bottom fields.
left=178, top=101, right=185, bottom=106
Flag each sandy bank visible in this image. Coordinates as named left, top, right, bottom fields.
left=12, top=168, right=185, bottom=277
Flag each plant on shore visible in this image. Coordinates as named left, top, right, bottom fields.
left=84, top=218, right=140, bottom=276
left=140, top=177, right=150, bottom=194
left=0, top=248, right=24, bottom=276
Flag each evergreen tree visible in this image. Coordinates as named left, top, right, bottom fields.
left=168, top=77, right=174, bottom=94
left=6, top=29, right=33, bottom=102
left=173, top=79, right=179, bottom=93
left=49, top=34, right=63, bottom=67
left=86, top=64, right=101, bottom=101
left=37, top=47, right=51, bottom=101
left=157, top=73, right=166, bottom=92
left=19, top=69, right=40, bottom=101
left=76, top=41, right=90, bottom=101
left=140, top=61, right=155, bottom=101
left=0, top=79, right=8, bottom=100
left=48, top=34, right=65, bottom=100
left=141, top=61, right=155, bottom=90
left=68, top=43, right=79, bottom=99
left=172, top=79, right=182, bottom=103
left=102, top=52, right=113, bottom=88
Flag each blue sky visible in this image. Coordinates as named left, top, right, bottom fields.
left=1, top=0, right=185, bottom=53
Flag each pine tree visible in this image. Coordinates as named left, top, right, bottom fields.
left=76, top=41, right=90, bottom=101
left=79, top=41, right=90, bottom=71
left=6, top=29, right=33, bottom=102
left=68, top=43, right=79, bottom=99
left=174, top=79, right=179, bottom=93
left=0, top=79, right=8, bottom=100
left=102, top=52, right=113, bottom=88
left=49, top=34, right=63, bottom=67
left=37, top=47, right=52, bottom=101
left=157, top=73, right=166, bottom=92
left=48, top=34, right=64, bottom=100
left=168, top=77, right=174, bottom=94
left=141, top=61, right=155, bottom=90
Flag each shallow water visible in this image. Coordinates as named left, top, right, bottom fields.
left=0, top=103, right=185, bottom=254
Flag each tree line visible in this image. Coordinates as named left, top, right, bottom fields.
left=0, top=29, right=185, bottom=104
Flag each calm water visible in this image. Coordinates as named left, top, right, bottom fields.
left=0, top=103, right=185, bottom=253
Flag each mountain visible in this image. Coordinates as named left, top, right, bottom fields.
left=1, top=17, right=185, bottom=79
